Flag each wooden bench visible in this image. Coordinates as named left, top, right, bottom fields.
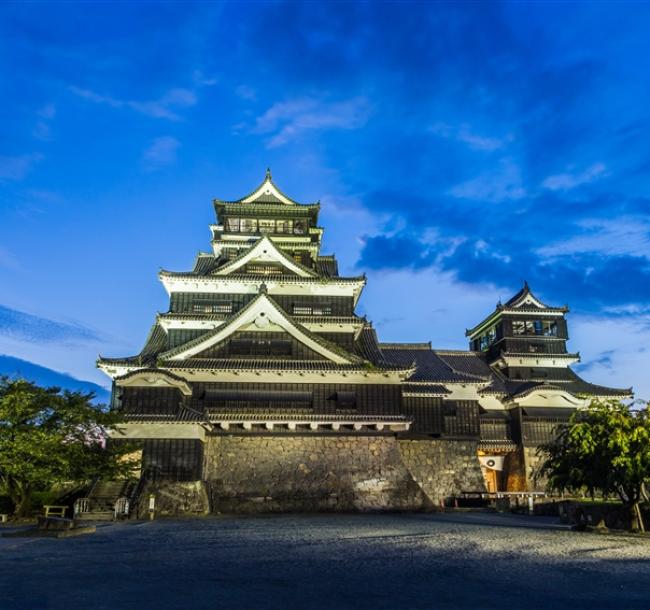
left=43, top=505, right=67, bottom=518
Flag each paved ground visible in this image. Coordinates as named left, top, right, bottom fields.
left=1, top=512, right=649, bottom=609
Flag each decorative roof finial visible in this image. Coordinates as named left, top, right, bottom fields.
left=265, top=167, right=272, bottom=180
left=259, top=282, right=268, bottom=294
left=523, top=280, right=529, bottom=290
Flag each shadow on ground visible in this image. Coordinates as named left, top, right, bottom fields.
left=1, top=512, right=648, bottom=610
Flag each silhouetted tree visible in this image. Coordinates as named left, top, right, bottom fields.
left=540, top=399, right=649, bottom=532
left=0, top=377, right=135, bottom=517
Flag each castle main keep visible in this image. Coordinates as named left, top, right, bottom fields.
left=98, top=171, right=630, bottom=514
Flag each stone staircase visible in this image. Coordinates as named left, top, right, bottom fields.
left=75, top=479, right=137, bottom=522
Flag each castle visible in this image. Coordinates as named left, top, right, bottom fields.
left=97, top=171, right=630, bottom=514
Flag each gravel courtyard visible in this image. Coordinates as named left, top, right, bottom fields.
left=1, top=512, right=649, bottom=610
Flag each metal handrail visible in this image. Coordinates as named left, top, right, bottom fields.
left=74, top=497, right=92, bottom=515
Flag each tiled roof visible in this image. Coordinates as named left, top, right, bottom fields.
left=159, top=312, right=364, bottom=326
left=122, top=410, right=411, bottom=424
left=478, top=440, right=518, bottom=452
left=205, top=412, right=410, bottom=423
left=159, top=292, right=366, bottom=365
left=402, top=383, right=451, bottom=396
left=159, top=270, right=365, bottom=284
left=354, top=326, right=388, bottom=365
left=98, top=323, right=166, bottom=367
left=212, top=235, right=318, bottom=278
left=503, top=282, right=564, bottom=310
left=315, top=256, right=339, bottom=277
left=161, top=358, right=404, bottom=372
left=501, top=369, right=632, bottom=398
left=434, top=351, right=493, bottom=380
left=379, top=342, right=431, bottom=350
left=192, top=254, right=219, bottom=275
left=213, top=170, right=319, bottom=207
left=115, top=367, right=189, bottom=384
left=381, top=346, right=487, bottom=383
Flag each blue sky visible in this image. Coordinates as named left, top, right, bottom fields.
left=1, top=2, right=649, bottom=397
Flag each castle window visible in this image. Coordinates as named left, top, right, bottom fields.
left=313, top=305, right=332, bottom=316
left=334, top=391, right=356, bottom=409
left=192, top=302, right=233, bottom=314
left=293, top=220, right=307, bottom=235
left=246, top=264, right=284, bottom=276
left=226, top=217, right=240, bottom=232
left=293, top=304, right=333, bottom=316
left=513, top=320, right=558, bottom=336
left=477, top=325, right=497, bottom=350
left=276, top=219, right=293, bottom=234
left=240, top=218, right=257, bottom=233
left=259, top=219, right=275, bottom=233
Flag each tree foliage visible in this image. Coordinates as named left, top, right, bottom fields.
left=539, top=399, right=650, bottom=531
left=0, top=377, right=135, bottom=516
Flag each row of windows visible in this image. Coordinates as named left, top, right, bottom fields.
left=512, top=320, right=558, bottom=336
left=188, top=301, right=334, bottom=317
left=192, top=303, right=233, bottom=314
left=293, top=304, right=333, bottom=316
left=171, top=292, right=355, bottom=316
left=477, top=326, right=498, bottom=351
left=473, top=319, right=561, bottom=351
left=225, top=218, right=308, bottom=235
left=245, top=264, right=288, bottom=276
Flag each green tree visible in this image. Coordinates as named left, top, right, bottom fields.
left=0, top=377, right=135, bottom=517
left=539, top=399, right=650, bottom=532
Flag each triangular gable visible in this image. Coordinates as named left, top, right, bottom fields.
left=507, top=283, right=551, bottom=309
left=188, top=328, right=328, bottom=361
left=511, top=386, right=586, bottom=408
left=115, top=369, right=192, bottom=396
left=160, top=293, right=354, bottom=364
left=240, top=169, right=297, bottom=205
left=214, top=236, right=316, bottom=278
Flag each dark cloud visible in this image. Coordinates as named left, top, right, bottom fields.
left=357, top=234, right=436, bottom=271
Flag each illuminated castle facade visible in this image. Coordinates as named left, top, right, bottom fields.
left=98, top=172, right=630, bottom=514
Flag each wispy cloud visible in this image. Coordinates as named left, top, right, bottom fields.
left=542, top=162, right=607, bottom=191
left=537, top=216, right=650, bottom=259
left=69, top=86, right=197, bottom=121
left=430, top=122, right=512, bottom=151
left=142, top=136, right=181, bottom=171
left=0, top=153, right=43, bottom=181
left=252, top=96, right=371, bottom=148
left=449, top=158, right=526, bottom=202
left=0, top=305, right=101, bottom=345
left=0, top=247, right=20, bottom=271
left=235, top=84, right=256, bottom=101
left=33, top=104, right=56, bottom=141
left=191, top=70, right=218, bottom=87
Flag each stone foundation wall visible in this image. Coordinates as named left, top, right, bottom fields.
left=203, top=436, right=432, bottom=513
left=398, top=439, right=486, bottom=504
left=135, top=481, right=210, bottom=518
left=131, top=435, right=494, bottom=514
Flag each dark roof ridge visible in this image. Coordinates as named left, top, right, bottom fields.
left=213, top=169, right=318, bottom=207
left=379, top=342, right=432, bottom=350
